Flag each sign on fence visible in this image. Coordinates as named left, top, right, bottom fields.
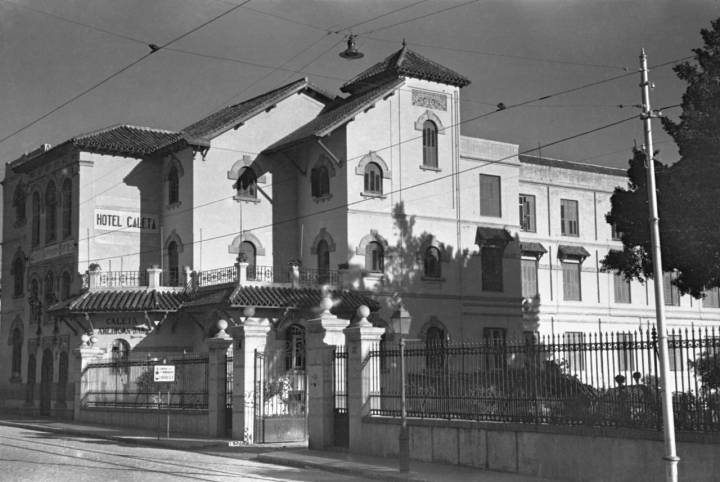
left=154, top=365, right=175, bottom=383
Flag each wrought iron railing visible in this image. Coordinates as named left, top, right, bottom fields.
left=197, top=266, right=237, bottom=287
left=81, top=271, right=147, bottom=288
left=367, top=328, right=720, bottom=432
left=333, top=345, right=348, bottom=414
left=299, top=268, right=338, bottom=286
left=247, top=265, right=291, bottom=283
left=82, top=356, right=209, bottom=409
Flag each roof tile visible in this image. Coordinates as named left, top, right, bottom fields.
left=49, top=289, right=185, bottom=313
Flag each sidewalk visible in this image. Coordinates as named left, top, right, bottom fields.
left=0, top=416, right=562, bottom=481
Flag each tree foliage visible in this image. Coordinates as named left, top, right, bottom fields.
left=603, top=19, right=720, bottom=297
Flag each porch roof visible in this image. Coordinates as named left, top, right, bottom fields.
left=48, top=289, right=185, bottom=313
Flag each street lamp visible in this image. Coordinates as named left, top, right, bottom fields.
left=390, top=304, right=411, bottom=473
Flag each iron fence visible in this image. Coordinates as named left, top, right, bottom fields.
left=367, top=328, right=720, bottom=432
left=333, top=345, right=347, bottom=413
left=299, top=268, right=338, bottom=286
left=82, top=356, right=209, bottom=409
left=197, top=266, right=237, bottom=287
left=81, top=270, right=147, bottom=288
left=247, top=265, right=291, bottom=283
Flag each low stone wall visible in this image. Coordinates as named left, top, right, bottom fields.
left=361, top=417, right=720, bottom=482
left=79, top=407, right=208, bottom=437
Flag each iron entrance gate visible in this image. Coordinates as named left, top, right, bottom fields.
left=225, top=354, right=233, bottom=437
left=333, top=345, right=349, bottom=447
left=253, top=342, right=307, bottom=443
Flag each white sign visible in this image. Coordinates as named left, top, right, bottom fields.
left=154, top=365, right=175, bottom=383
left=94, top=209, right=159, bottom=232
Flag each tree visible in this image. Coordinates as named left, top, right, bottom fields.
left=603, top=19, right=720, bottom=297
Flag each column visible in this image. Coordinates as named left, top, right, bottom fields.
left=71, top=335, right=104, bottom=420
left=344, top=306, right=386, bottom=452
left=206, top=320, right=233, bottom=437
left=229, top=320, right=270, bottom=443
left=306, top=295, right=350, bottom=449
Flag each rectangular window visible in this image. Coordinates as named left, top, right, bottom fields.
left=521, top=258, right=538, bottom=298
left=663, top=272, right=680, bottom=306
left=562, top=260, right=582, bottom=301
left=519, top=194, right=536, bottom=232
left=481, top=246, right=503, bottom=292
left=617, top=332, right=635, bottom=371
left=613, top=274, right=631, bottom=303
left=611, top=222, right=621, bottom=241
left=480, top=174, right=501, bottom=217
left=564, top=332, right=586, bottom=371
left=702, top=288, right=720, bottom=308
left=483, top=327, right=506, bottom=370
left=560, top=199, right=579, bottom=236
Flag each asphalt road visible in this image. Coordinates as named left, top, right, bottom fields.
left=0, top=425, right=370, bottom=482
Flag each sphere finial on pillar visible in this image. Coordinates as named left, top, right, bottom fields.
left=355, top=305, right=371, bottom=327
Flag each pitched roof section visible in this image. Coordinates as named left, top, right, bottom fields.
left=520, top=154, right=626, bottom=177
left=49, top=289, right=185, bottom=313
left=228, top=286, right=380, bottom=313
left=268, top=79, right=403, bottom=152
left=183, top=78, right=331, bottom=139
left=341, top=46, right=470, bottom=94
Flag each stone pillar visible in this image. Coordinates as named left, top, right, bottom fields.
left=236, top=262, right=249, bottom=286
left=229, top=320, right=270, bottom=443
left=183, top=266, right=193, bottom=289
left=147, top=266, right=162, bottom=289
left=206, top=320, right=233, bottom=437
left=72, top=336, right=104, bottom=420
left=290, top=263, right=300, bottom=288
left=87, top=268, right=102, bottom=290
left=344, top=306, right=386, bottom=453
left=306, top=295, right=351, bottom=449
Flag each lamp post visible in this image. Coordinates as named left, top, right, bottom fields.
left=391, top=303, right=411, bottom=473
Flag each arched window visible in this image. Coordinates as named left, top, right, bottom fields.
left=239, top=241, right=257, bottom=279
left=286, top=324, right=305, bottom=370
left=13, top=256, right=24, bottom=297
left=44, top=271, right=55, bottom=305
left=364, top=162, right=382, bottom=194
left=168, top=165, right=179, bottom=205
left=61, top=271, right=71, bottom=301
left=11, top=327, right=22, bottom=380
left=57, top=351, right=68, bottom=405
left=45, top=181, right=57, bottom=243
left=236, top=168, right=257, bottom=199
left=26, top=354, right=36, bottom=403
left=167, top=241, right=179, bottom=286
left=61, top=179, right=72, bottom=239
left=31, top=192, right=40, bottom=247
left=365, top=241, right=384, bottom=273
left=425, top=326, right=446, bottom=369
left=14, top=184, right=26, bottom=223
left=422, top=120, right=438, bottom=168
left=311, top=165, right=330, bottom=198
left=317, top=239, right=330, bottom=282
left=111, top=339, right=130, bottom=363
left=424, top=246, right=441, bottom=278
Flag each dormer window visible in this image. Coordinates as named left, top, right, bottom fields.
left=235, top=168, right=257, bottom=200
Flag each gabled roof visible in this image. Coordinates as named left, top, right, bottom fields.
left=49, top=289, right=185, bottom=313
left=10, top=124, right=209, bottom=173
left=183, top=78, right=332, bottom=139
left=268, top=79, right=403, bottom=152
left=341, top=45, right=470, bottom=94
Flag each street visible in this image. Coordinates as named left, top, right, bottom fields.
left=0, top=425, right=370, bottom=482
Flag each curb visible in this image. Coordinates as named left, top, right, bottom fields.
left=256, top=452, right=432, bottom=482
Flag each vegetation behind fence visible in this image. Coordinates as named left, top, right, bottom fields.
left=368, top=328, right=720, bottom=432
left=82, top=356, right=209, bottom=409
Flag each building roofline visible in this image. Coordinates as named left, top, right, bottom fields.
left=519, top=154, right=626, bottom=177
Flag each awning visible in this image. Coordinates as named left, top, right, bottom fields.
left=557, top=245, right=591, bottom=260
left=520, top=241, right=547, bottom=258
left=475, top=227, right=513, bottom=246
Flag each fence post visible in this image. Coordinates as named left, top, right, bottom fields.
left=344, top=306, right=385, bottom=453
left=307, top=295, right=350, bottom=449
left=71, top=337, right=104, bottom=421
left=206, top=320, right=233, bottom=437
left=229, top=320, right=270, bottom=443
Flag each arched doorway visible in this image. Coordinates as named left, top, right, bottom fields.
left=40, top=349, right=53, bottom=415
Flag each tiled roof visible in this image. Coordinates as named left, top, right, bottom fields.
left=519, top=154, right=626, bottom=177
left=49, top=289, right=185, bottom=313
left=268, top=79, right=403, bottom=152
left=181, top=285, right=237, bottom=308
left=72, top=125, right=207, bottom=156
left=183, top=78, right=331, bottom=139
left=520, top=241, right=547, bottom=255
left=228, top=286, right=380, bottom=313
left=475, top=227, right=513, bottom=245
left=341, top=46, right=470, bottom=94
left=557, top=245, right=591, bottom=259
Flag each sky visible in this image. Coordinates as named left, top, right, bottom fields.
left=1, top=0, right=719, bottom=176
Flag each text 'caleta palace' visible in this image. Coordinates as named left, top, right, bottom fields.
left=2, top=45, right=719, bottom=442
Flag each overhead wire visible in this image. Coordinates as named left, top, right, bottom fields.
left=359, top=0, right=481, bottom=35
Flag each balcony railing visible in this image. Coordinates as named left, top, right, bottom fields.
left=197, top=266, right=237, bottom=287
left=82, top=270, right=147, bottom=289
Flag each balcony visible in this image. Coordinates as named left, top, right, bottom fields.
left=83, top=263, right=341, bottom=291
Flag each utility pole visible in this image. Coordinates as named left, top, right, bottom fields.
left=639, top=48, right=679, bottom=482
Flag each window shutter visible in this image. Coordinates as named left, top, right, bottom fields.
left=521, top=258, right=538, bottom=298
